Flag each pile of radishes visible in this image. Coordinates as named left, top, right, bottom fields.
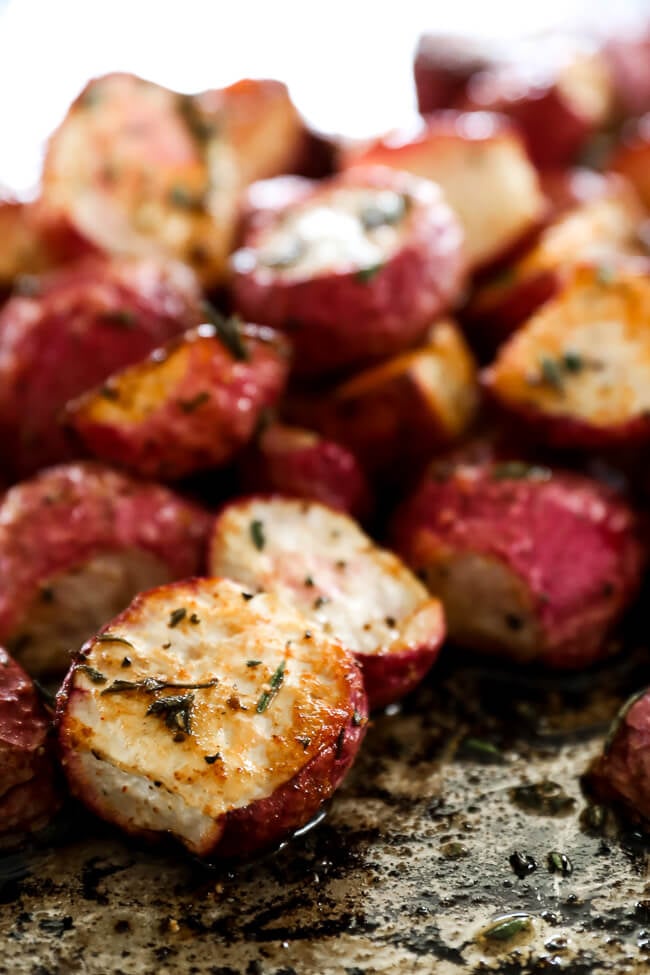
left=4, top=23, right=650, bottom=856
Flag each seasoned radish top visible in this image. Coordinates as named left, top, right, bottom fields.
left=209, top=497, right=434, bottom=656
left=234, top=185, right=409, bottom=281
left=59, top=578, right=359, bottom=824
left=485, top=263, right=650, bottom=429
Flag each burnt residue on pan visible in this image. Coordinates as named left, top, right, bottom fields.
left=1, top=631, right=650, bottom=975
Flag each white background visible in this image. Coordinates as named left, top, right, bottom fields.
left=0, top=0, right=647, bottom=194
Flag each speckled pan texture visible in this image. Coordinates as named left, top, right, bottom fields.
left=2, top=628, right=650, bottom=975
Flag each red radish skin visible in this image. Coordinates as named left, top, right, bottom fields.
left=0, top=648, right=61, bottom=835
left=0, top=462, right=211, bottom=675
left=0, top=256, right=203, bottom=477
left=231, top=166, right=465, bottom=376
left=393, top=462, right=643, bottom=669
left=590, top=690, right=650, bottom=828
left=239, top=424, right=372, bottom=519
left=65, top=323, right=290, bottom=481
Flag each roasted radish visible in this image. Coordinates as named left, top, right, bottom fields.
left=341, top=112, right=544, bottom=272
left=483, top=262, right=650, bottom=448
left=57, top=577, right=367, bottom=858
left=0, top=255, right=202, bottom=477
left=231, top=166, right=465, bottom=375
left=0, top=648, right=61, bottom=838
left=239, top=423, right=371, bottom=518
left=466, top=176, right=645, bottom=349
left=209, top=497, right=445, bottom=709
left=393, top=459, right=643, bottom=669
left=590, top=689, right=650, bottom=829
left=41, top=74, right=306, bottom=287
left=0, top=463, right=211, bottom=677
left=65, top=319, right=290, bottom=481
left=286, top=319, right=478, bottom=477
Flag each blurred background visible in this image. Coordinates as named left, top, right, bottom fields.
left=1, top=0, right=648, bottom=194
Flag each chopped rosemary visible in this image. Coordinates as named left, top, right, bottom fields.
left=202, top=302, right=249, bottom=361
left=95, top=633, right=136, bottom=650
left=539, top=356, right=564, bottom=391
left=256, top=661, right=286, bottom=713
left=77, top=665, right=107, bottom=685
left=247, top=659, right=262, bottom=667
left=168, top=185, right=205, bottom=211
left=250, top=520, right=266, bottom=550
left=562, top=351, right=583, bottom=373
left=168, top=608, right=187, bottom=628
left=179, top=391, right=210, bottom=414
left=355, top=263, right=383, bottom=284
left=101, top=677, right=218, bottom=696
left=147, top=693, right=194, bottom=734
left=491, top=462, right=552, bottom=482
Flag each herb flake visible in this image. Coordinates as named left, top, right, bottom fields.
left=250, top=520, right=265, bottom=550
left=355, top=263, right=383, bottom=284
left=147, top=693, right=194, bottom=734
left=77, top=665, right=107, bottom=685
left=256, top=660, right=286, bottom=713
left=168, top=608, right=187, bottom=628
left=202, top=302, right=248, bottom=361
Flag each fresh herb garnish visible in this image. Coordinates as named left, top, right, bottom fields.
left=355, top=263, right=383, bottom=284
left=359, top=194, right=406, bottom=231
left=491, top=462, right=552, bottom=482
left=147, top=693, right=194, bottom=734
left=95, top=633, right=136, bottom=650
left=256, top=661, right=286, bottom=713
left=202, top=302, right=249, bottom=361
left=563, top=351, right=583, bottom=373
left=77, top=665, right=107, bottom=685
left=168, top=608, right=187, bottom=628
left=539, top=355, right=564, bottom=391
left=247, top=659, right=262, bottom=667
left=177, top=94, right=217, bottom=144
left=168, top=185, right=205, bottom=211
left=179, top=392, right=210, bottom=414
left=101, top=677, right=218, bottom=696
left=250, top=520, right=266, bottom=550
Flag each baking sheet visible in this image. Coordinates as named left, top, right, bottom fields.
left=1, top=628, right=649, bottom=975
